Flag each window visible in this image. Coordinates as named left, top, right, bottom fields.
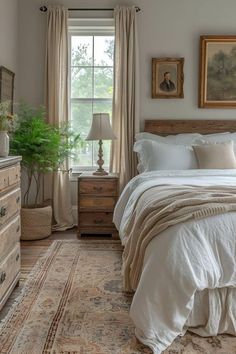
left=69, top=19, right=115, bottom=171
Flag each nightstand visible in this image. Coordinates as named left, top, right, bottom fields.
left=78, top=173, right=119, bottom=239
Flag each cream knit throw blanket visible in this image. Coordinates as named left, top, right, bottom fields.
left=122, top=184, right=236, bottom=292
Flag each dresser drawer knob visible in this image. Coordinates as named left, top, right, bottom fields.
left=0, top=272, right=6, bottom=285
left=94, top=219, right=103, bottom=224
left=93, top=186, right=103, bottom=192
left=16, top=196, right=20, bottom=203
left=16, top=254, right=20, bottom=262
left=0, top=206, right=7, bottom=217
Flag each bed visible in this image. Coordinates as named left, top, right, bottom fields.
left=113, top=119, right=236, bottom=354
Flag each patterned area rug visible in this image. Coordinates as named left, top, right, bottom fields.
left=0, top=240, right=235, bottom=354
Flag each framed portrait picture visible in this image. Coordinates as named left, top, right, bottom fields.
left=0, top=66, right=15, bottom=114
left=152, top=57, right=184, bottom=99
left=199, top=35, right=236, bottom=108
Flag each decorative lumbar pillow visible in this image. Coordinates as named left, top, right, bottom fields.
left=196, top=132, right=236, bottom=155
left=133, top=139, right=198, bottom=173
left=193, top=141, right=236, bottom=169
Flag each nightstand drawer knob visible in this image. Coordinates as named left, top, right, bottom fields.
left=93, top=186, right=103, bottom=192
left=94, top=219, right=103, bottom=224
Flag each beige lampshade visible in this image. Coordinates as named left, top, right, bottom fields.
left=86, top=113, right=117, bottom=141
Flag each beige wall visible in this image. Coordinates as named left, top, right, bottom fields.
left=18, top=0, right=236, bottom=126
left=0, top=0, right=18, bottom=99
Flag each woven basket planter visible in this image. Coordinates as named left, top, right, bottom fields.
left=21, top=206, right=52, bottom=240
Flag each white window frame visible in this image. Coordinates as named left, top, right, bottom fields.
left=68, top=18, right=115, bottom=173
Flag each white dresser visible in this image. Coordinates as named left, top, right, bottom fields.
left=0, top=156, right=21, bottom=311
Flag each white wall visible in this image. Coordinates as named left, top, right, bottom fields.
left=0, top=0, right=18, bottom=99
left=18, top=0, right=236, bottom=126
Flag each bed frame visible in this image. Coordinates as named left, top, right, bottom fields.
left=145, top=119, right=236, bottom=136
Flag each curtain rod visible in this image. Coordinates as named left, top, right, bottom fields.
left=40, top=6, right=141, bottom=13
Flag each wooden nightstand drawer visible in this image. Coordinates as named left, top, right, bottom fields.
left=80, top=212, right=114, bottom=227
left=79, top=196, right=116, bottom=210
left=80, top=179, right=118, bottom=196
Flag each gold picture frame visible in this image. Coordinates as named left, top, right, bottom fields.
left=199, top=35, right=236, bottom=108
left=0, top=66, right=15, bottom=114
left=152, top=57, right=184, bottom=99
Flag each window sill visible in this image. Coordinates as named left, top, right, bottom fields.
left=69, top=172, right=82, bottom=182
left=69, top=168, right=109, bottom=181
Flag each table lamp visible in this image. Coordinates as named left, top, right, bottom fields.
left=86, top=113, right=117, bottom=175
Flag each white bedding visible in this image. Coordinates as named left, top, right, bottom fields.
left=113, top=170, right=236, bottom=353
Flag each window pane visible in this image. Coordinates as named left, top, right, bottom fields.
left=70, top=32, right=114, bottom=169
left=93, top=101, right=112, bottom=116
left=94, top=36, right=114, bottom=66
left=71, top=36, right=93, bottom=66
left=70, top=101, right=93, bottom=167
left=71, top=68, right=93, bottom=98
left=94, top=68, right=113, bottom=98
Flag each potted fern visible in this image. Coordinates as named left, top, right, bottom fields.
left=10, top=104, right=81, bottom=240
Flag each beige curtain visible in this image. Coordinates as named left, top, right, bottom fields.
left=110, top=6, right=139, bottom=191
left=45, top=6, right=74, bottom=231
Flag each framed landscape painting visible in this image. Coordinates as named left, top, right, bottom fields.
left=152, top=57, right=184, bottom=99
left=199, top=35, right=236, bottom=108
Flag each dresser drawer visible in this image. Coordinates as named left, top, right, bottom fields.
left=0, top=216, right=20, bottom=259
left=0, top=164, right=21, bottom=193
left=8, top=164, right=21, bottom=186
left=0, top=188, right=21, bottom=226
left=80, top=212, right=114, bottom=227
left=0, top=168, right=9, bottom=192
left=79, top=196, right=116, bottom=210
left=0, top=243, right=20, bottom=301
left=80, top=179, right=118, bottom=196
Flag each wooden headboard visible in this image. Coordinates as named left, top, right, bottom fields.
left=145, top=120, right=236, bottom=136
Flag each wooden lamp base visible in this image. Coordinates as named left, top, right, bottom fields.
left=93, top=139, right=109, bottom=176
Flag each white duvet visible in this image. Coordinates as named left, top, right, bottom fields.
left=113, top=170, right=236, bottom=353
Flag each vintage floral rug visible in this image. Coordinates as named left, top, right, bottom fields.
left=0, top=240, right=236, bottom=354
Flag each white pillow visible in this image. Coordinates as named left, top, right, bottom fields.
left=133, top=139, right=198, bottom=173
left=203, top=132, right=230, bottom=138
left=197, top=132, right=236, bottom=143
left=135, top=132, right=202, bottom=145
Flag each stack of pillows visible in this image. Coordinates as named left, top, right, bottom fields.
left=134, top=132, right=236, bottom=173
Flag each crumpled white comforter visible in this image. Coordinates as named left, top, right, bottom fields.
left=113, top=170, right=236, bottom=353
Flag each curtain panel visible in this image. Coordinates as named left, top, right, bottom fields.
left=45, top=6, right=74, bottom=231
left=110, top=6, right=140, bottom=191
